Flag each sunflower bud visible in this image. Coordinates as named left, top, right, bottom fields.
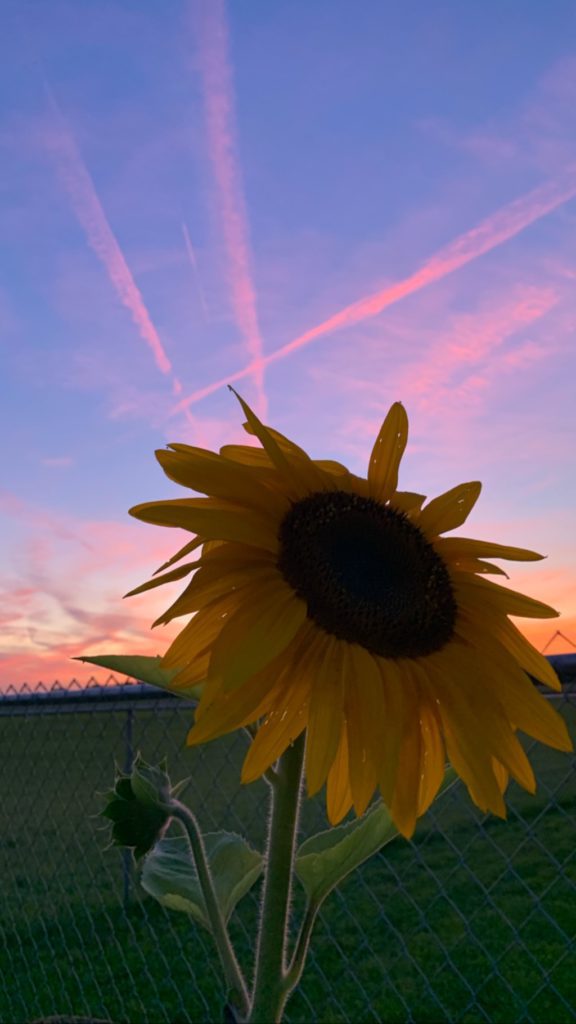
left=101, top=753, right=189, bottom=861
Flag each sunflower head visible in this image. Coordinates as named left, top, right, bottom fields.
left=128, top=391, right=572, bottom=838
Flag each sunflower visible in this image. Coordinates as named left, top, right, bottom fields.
left=128, top=390, right=571, bottom=837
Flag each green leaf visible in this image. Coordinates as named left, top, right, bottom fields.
left=295, top=766, right=457, bottom=906
left=140, top=832, right=263, bottom=931
left=74, top=653, right=202, bottom=700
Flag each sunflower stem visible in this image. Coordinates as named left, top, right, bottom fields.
left=168, top=799, right=250, bottom=1020
left=248, top=734, right=306, bottom=1024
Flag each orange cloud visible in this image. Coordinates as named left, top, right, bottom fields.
left=191, top=0, right=267, bottom=417
left=172, top=164, right=576, bottom=416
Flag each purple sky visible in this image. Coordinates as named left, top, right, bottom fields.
left=2, top=0, right=575, bottom=687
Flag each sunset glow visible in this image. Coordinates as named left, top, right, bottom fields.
left=1, top=2, right=575, bottom=688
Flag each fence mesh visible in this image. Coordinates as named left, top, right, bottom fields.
left=1, top=663, right=575, bottom=1024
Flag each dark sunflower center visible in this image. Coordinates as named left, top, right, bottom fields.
left=277, top=490, right=456, bottom=658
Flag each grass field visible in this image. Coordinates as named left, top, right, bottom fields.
left=1, top=691, right=575, bottom=1024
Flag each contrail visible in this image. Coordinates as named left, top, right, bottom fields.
left=171, top=166, right=576, bottom=415
left=191, top=0, right=267, bottom=417
left=182, top=221, right=210, bottom=321
left=44, top=88, right=172, bottom=376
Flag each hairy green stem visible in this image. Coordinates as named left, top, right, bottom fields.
left=248, top=734, right=306, bottom=1024
left=169, top=799, right=250, bottom=1019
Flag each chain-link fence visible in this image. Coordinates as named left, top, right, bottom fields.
left=1, top=659, right=575, bottom=1024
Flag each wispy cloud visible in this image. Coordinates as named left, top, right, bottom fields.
left=0, top=492, right=185, bottom=688
left=43, top=88, right=173, bottom=376
left=40, top=456, right=74, bottom=468
left=172, top=165, right=576, bottom=415
left=398, top=284, right=559, bottom=412
left=191, top=0, right=267, bottom=417
left=182, top=221, right=210, bottom=321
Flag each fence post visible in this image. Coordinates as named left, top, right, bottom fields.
left=122, top=704, right=134, bottom=911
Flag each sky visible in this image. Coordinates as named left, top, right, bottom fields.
left=1, top=0, right=575, bottom=689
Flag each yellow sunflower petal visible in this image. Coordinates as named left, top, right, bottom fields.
left=171, top=651, right=211, bottom=688
left=129, top=498, right=280, bottom=551
left=326, top=726, right=354, bottom=824
left=160, top=593, right=234, bottom=668
left=435, top=536, right=545, bottom=562
left=153, top=536, right=204, bottom=575
left=186, top=657, right=282, bottom=745
left=390, top=671, right=423, bottom=839
left=450, top=557, right=509, bottom=578
left=445, top=642, right=539, bottom=792
left=416, top=697, right=446, bottom=816
left=156, top=445, right=289, bottom=517
left=491, top=758, right=510, bottom=793
left=229, top=389, right=292, bottom=471
left=345, top=645, right=384, bottom=817
left=421, top=653, right=507, bottom=816
left=209, top=579, right=307, bottom=691
left=153, top=567, right=268, bottom=626
left=240, top=649, right=313, bottom=783
left=199, top=540, right=275, bottom=568
left=461, top=636, right=572, bottom=753
left=454, top=604, right=562, bottom=693
left=455, top=575, right=558, bottom=619
left=368, top=402, right=408, bottom=504
left=417, top=481, right=482, bottom=536
left=491, top=617, right=562, bottom=692
left=313, top=459, right=348, bottom=476
left=376, top=659, right=406, bottom=808
left=306, top=637, right=346, bottom=796
left=230, top=389, right=331, bottom=495
left=391, top=491, right=426, bottom=515
left=124, top=560, right=201, bottom=598
left=218, top=444, right=277, bottom=473
left=482, top=712, right=536, bottom=793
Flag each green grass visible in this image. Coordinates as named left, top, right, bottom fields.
left=1, top=695, right=575, bottom=1023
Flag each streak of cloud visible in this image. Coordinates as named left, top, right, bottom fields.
left=43, top=88, right=173, bottom=376
left=399, top=284, right=558, bottom=411
left=191, top=0, right=267, bottom=417
left=40, top=456, right=75, bottom=468
left=182, top=221, right=210, bottom=321
left=172, top=166, right=576, bottom=415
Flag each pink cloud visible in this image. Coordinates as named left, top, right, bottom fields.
left=172, top=165, right=576, bottom=415
left=40, top=456, right=74, bottom=468
left=190, top=0, right=267, bottom=417
left=427, top=56, right=576, bottom=177
left=0, top=493, right=190, bottom=689
left=396, top=283, right=558, bottom=413
left=43, top=88, right=173, bottom=376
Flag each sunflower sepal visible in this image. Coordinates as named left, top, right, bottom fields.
left=75, top=653, right=203, bottom=700
left=140, top=831, right=263, bottom=933
left=130, top=752, right=183, bottom=809
left=295, top=766, right=457, bottom=906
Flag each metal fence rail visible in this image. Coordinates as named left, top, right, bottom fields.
left=1, top=659, right=575, bottom=1024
